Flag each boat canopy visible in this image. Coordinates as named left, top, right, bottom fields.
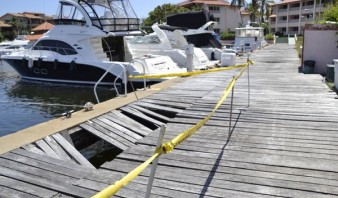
left=55, top=0, right=140, bottom=32
left=166, top=11, right=215, bottom=29
left=235, top=27, right=264, bottom=38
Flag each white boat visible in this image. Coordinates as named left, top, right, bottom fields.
left=161, top=21, right=238, bottom=60
left=234, top=25, right=267, bottom=53
left=0, top=39, right=30, bottom=56
left=1, top=0, right=185, bottom=86
left=125, top=23, right=216, bottom=71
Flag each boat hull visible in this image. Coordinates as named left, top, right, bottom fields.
left=2, top=58, right=120, bottom=85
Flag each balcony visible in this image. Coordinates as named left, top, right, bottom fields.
left=289, top=19, right=300, bottom=23
left=277, top=8, right=288, bottom=13
left=289, top=6, right=300, bottom=11
left=278, top=20, right=287, bottom=24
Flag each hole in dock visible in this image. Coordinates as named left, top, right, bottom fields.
left=70, top=129, right=122, bottom=168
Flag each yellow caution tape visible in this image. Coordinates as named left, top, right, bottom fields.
left=91, top=152, right=160, bottom=198
left=91, top=60, right=252, bottom=197
left=129, top=64, right=247, bottom=79
left=162, top=76, right=237, bottom=153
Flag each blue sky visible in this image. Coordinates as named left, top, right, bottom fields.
left=0, top=0, right=183, bottom=19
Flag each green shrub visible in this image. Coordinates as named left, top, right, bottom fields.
left=220, top=31, right=235, bottom=40
left=265, top=33, right=274, bottom=40
left=296, top=36, right=303, bottom=58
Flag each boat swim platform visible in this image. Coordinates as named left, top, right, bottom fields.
left=2, top=43, right=338, bottom=197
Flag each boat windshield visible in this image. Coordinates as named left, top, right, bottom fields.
left=80, top=0, right=140, bottom=32
left=128, top=35, right=161, bottom=44
left=54, top=2, right=87, bottom=26
left=236, top=28, right=263, bottom=38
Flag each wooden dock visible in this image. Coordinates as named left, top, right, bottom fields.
left=2, top=43, right=338, bottom=197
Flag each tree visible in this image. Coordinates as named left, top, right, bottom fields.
left=322, top=3, right=338, bottom=22
left=0, top=32, right=4, bottom=42
left=9, top=18, right=18, bottom=37
left=143, top=4, right=191, bottom=27
left=247, top=2, right=260, bottom=22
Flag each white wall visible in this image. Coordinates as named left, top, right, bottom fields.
left=212, top=6, right=248, bottom=32
left=303, top=28, right=338, bottom=74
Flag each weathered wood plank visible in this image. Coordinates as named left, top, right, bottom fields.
left=120, top=106, right=165, bottom=127
left=0, top=175, right=58, bottom=197
left=86, top=119, right=135, bottom=147
left=99, top=115, right=143, bottom=140
left=91, top=118, right=137, bottom=144
left=52, top=133, right=96, bottom=169
left=129, top=104, right=171, bottom=122
left=109, top=110, right=151, bottom=136
left=44, top=135, right=72, bottom=161
left=133, top=102, right=182, bottom=114
left=2, top=152, right=92, bottom=179
left=0, top=185, right=37, bottom=198
left=35, top=139, right=61, bottom=159
left=0, top=166, right=95, bottom=197
left=80, top=122, right=129, bottom=150
left=105, top=159, right=338, bottom=197
left=21, top=144, right=45, bottom=155
left=0, top=157, right=80, bottom=186
left=60, top=130, right=75, bottom=147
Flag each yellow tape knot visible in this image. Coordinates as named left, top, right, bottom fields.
left=247, top=59, right=254, bottom=65
left=162, top=142, right=175, bottom=154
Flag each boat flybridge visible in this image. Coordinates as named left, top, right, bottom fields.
left=234, top=25, right=267, bottom=53
left=1, top=0, right=186, bottom=86
left=125, top=23, right=217, bottom=71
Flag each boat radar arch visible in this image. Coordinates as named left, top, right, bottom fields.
left=55, top=0, right=140, bottom=34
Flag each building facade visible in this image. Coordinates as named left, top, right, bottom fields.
left=178, top=0, right=250, bottom=33
left=269, top=0, right=324, bottom=35
left=0, top=12, right=53, bottom=36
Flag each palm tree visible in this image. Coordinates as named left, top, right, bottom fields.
left=258, top=0, right=274, bottom=23
left=247, top=2, right=260, bottom=22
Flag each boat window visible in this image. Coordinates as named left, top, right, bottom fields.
left=33, top=40, right=77, bottom=55
left=186, top=33, right=222, bottom=49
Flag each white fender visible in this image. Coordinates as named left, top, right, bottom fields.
left=28, top=57, right=33, bottom=68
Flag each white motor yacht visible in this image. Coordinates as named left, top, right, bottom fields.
left=0, top=39, right=30, bottom=56
left=234, top=25, right=267, bottom=53
left=125, top=23, right=216, bottom=70
left=1, top=0, right=185, bottom=86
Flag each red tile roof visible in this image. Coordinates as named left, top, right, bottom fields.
left=178, top=0, right=230, bottom=7
left=275, top=0, right=301, bottom=5
left=32, top=22, right=54, bottom=31
left=0, top=21, right=11, bottom=27
left=25, top=34, right=44, bottom=41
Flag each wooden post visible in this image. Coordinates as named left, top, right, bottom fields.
left=228, top=77, right=235, bottom=141
left=145, top=125, right=166, bottom=198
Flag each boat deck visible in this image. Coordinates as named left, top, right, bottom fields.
left=2, top=44, right=338, bottom=197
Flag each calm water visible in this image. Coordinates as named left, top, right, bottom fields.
left=0, top=62, right=117, bottom=136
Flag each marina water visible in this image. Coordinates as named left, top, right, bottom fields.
left=0, top=62, right=117, bottom=137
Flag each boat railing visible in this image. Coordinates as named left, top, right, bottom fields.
left=53, top=19, right=87, bottom=26
left=94, top=63, right=127, bottom=104
left=128, top=59, right=147, bottom=90
left=94, top=18, right=140, bottom=32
